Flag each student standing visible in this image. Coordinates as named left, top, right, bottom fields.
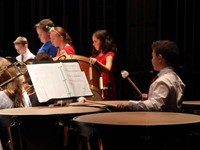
left=34, top=18, right=57, bottom=57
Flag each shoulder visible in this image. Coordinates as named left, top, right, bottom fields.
left=27, top=49, right=35, bottom=56
left=39, top=42, right=57, bottom=56
left=157, top=71, right=184, bottom=87
left=64, top=45, right=74, bottom=50
left=106, top=51, right=115, bottom=56
left=103, top=51, right=115, bottom=58
left=0, top=91, right=14, bottom=109
left=63, top=45, right=75, bottom=54
left=16, top=55, right=21, bottom=61
left=44, top=41, right=56, bottom=49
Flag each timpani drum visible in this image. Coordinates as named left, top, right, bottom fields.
left=64, top=55, right=102, bottom=101
left=0, top=106, right=105, bottom=150
left=69, top=100, right=129, bottom=112
left=182, top=100, right=200, bottom=114
left=73, top=112, right=200, bottom=150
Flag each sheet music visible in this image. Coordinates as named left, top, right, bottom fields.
left=60, top=62, right=93, bottom=96
left=27, top=62, right=93, bottom=103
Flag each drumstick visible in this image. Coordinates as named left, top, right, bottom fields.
left=86, top=100, right=117, bottom=107
left=121, top=70, right=142, bottom=95
left=84, top=99, right=117, bottom=107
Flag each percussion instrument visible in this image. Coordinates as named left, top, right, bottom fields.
left=182, top=100, right=200, bottom=114
left=73, top=112, right=200, bottom=150
left=0, top=61, right=26, bottom=88
left=57, top=55, right=102, bottom=101
left=0, top=106, right=105, bottom=150
left=69, top=100, right=129, bottom=112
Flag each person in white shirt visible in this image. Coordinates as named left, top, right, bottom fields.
left=13, top=36, right=35, bottom=62
left=117, top=40, right=185, bottom=112
left=0, top=57, right=27, bottom=108
left=0, top=57, right=31, bottom=149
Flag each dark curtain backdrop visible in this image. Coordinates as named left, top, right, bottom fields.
left=0, top=0, right=199, bottom=100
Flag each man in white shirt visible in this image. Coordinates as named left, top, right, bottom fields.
left=117, top=40, right=185, bottom=112
left=14, top=36, right=35, bottom=62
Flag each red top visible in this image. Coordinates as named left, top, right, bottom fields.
left=95, top=51, right=116, bottom=100
left=56, top=45, right=75, bottom=56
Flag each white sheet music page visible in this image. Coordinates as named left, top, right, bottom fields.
left=61, top=62, right=93, bottom=97
left=27, top=62, right=93, bottom=103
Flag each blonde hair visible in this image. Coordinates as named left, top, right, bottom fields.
left=52, top=26, right=73, bottom=46
left=34, top=18, right=54, bottom=32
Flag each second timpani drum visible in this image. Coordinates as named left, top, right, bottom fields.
left=73, top=112, right=200, bottom=150
left=182, top=100, right=200, bottom=114
left=0, top=106, right=105, bottom=150
left=69, top=100, right=129, bottom=112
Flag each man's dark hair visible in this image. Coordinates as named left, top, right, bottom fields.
left=152, top=40, right=179, bottom=68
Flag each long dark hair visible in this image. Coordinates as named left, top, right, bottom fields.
left=92, top=29, right=117, bottom=57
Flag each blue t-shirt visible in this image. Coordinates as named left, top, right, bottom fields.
left=37, top=41, right=57, bottom=57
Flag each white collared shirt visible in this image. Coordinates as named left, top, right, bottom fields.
left=16, top=49, right=35, bottom=62
left=129, top=67, right=185, bottom=112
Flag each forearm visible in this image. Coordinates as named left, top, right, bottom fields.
left=128, top=99, right=162, bottom=111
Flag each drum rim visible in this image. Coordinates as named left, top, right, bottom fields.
left=65, top=55, right=101, bottom=72
left=72, top=111, right=200, bottom=126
